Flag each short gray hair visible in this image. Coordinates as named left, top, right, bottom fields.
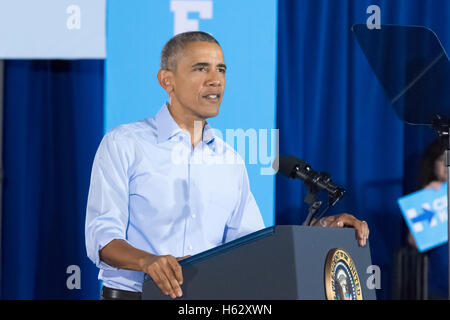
left=160, top=31, right=220, bottom=71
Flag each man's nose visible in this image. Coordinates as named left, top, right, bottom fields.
left=206, top=72, right=223, bottom=86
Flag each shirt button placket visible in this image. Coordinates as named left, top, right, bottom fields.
left=185, top=147, right=197, bottom=256
left=186, top=146, right=203, bottom=256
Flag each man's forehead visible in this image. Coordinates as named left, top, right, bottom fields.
left=181, top=41, right=224, bottom=63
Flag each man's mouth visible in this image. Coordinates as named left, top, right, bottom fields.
left=202, top=93, right=221, bottom=101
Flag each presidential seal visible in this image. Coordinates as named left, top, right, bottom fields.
left=324, top=248, right=363, bottom=300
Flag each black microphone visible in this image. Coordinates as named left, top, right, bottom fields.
left=275, top=155, right=346, bottom=207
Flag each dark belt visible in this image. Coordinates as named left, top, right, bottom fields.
left=101, top=286, right=142, bottom=300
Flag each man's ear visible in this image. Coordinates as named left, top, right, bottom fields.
left=157, top=69, right=174, bottom=94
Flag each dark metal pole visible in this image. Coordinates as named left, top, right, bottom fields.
left=446, top=138, right=450, bottom=300
left=0, top=60, right=4, bottom=294
left=431, top=119, right=450, bottom=300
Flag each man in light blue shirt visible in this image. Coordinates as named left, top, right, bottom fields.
left=85, top=31, right=369, bottom=300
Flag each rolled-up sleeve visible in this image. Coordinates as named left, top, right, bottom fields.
left=85, top=131, right=131, bottom=270
left=224, top=164, right=266, bottom=243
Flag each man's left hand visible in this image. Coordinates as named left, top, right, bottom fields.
left=311, top=213, right=369, bottom=247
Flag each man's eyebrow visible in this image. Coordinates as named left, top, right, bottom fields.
left=191, top=62, right=227, bottom=70
left=191, top=62, right=209, bottom=68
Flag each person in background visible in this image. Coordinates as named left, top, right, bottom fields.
left=408, top=136, right=448, bottom=299
left=418, top=137, right=448, bottom=191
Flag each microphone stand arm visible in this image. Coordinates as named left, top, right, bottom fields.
left=302, top=185, right=323, bottom=226
left=301, top=174, right=346, bottom=226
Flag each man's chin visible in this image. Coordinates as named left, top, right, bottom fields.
left=200, top=104, right=220, bottom=119
left=206, top=109, right=220, bottom=118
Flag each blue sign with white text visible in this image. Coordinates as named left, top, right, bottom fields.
left=398, top=183, right=448, bottom=252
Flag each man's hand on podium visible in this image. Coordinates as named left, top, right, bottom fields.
left=140, top=254, right=190, bottom=299
left=99, top=239, right=191, bottom=299
left=311, top=213, right=369, bottom=247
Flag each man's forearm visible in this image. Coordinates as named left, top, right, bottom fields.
left=99, top=239, right=185, bottom=299
left=99, top=239, right=155, bottom=272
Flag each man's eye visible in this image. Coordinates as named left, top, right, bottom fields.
left=218, top=68, right=226, bottom=73
left=195, top=67, right=207, bottom=72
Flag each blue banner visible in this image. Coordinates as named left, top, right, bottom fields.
left=104, top=0, right=278, bottom=226
left=398, top=183, right=448, bottom=252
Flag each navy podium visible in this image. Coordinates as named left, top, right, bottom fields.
left=142, top=225, right=376, bottom=300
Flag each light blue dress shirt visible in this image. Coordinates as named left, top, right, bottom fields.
left=85, top=103, right=265, bottom=292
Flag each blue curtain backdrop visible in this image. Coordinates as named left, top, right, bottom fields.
left=276, top=0, right=450, bottom=299
left=1, top=60, right=103, bottom=299
left=2, top=0, right=450, bottom=300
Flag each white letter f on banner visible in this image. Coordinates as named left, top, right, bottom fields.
left=171, top=1, right=213, bottom=35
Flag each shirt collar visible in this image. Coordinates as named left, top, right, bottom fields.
left=202, top=122, right=215, bottom=144
left=155, top=102, right=183, bottom=143
left=155, top=102, right=216, bottom=145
